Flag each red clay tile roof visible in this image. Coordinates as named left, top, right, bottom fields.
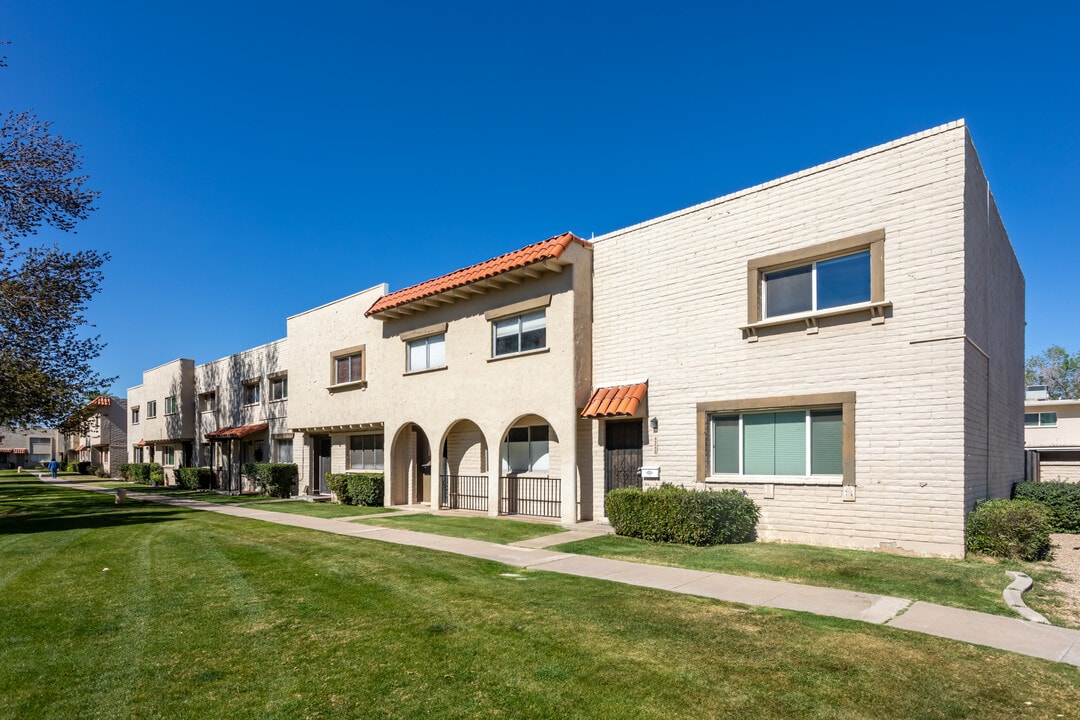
left=205, top=423, right=270, bottom=440
left=366, top=232, right=589, bottom=317
left=0, top=448, right=27, bottom=454
left=88, top=396, right=112, bottom=407
left=74, top=445, right=87, bottom=451
left=581, top=383, right=648, bottom=419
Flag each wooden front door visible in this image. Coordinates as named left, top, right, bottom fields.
left=605, top=420, right=643, bottom=494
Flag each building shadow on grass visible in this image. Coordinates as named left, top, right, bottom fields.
left=0, top=477, right=188, bottom=535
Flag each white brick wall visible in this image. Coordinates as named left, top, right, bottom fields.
left=588, top=121, right=1022, bottom=557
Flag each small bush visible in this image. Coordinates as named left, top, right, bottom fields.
left=118, top=462, right=131, bottom=480
left=244, top=463, right=298, bottom=498
left=326, top=473, right=384, bottom=506
left=65, top=461, right=79, bottom=473
left=1013, top=481, right=1080, bottom=533
left=127, top=463, right=152, bottom=484
left=94, top=466, right=109, bottom=478
left=966, top=499, right=1052, bottom=561
left=175, top=467, right=214, bottom=490
left=606, top=484, right=760, bottom=546
left=148, top=463, right=164, bottom=486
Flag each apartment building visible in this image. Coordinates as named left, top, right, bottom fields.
left=65, top=396, right=128, bottom=474
left=127, top=120, right=1024, bottom=556
left=0, top=426, right=66, bottom=469
left=126, top=343, right=292, bottom=490
left=1024, top=385, right=1080, bottom=483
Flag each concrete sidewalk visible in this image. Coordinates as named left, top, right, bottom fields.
left=47, top=479, right=1080, bottom=667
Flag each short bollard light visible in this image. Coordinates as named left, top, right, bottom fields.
left=115, top=488, right=127, bottom=504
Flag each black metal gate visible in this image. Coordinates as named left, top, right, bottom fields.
left=605, top=420, right=643, bottom=493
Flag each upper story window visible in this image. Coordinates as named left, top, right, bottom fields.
left=332, top=346, right=366, bottom=386
left=271, top=376, right=288, bottom=401
left=131, top=406, right=140, bottom=424
left=763, top=251, right=870, bottom=318
left=745, top=230, right=887, bottom=336
left=1025, top=412, right=1058, bottom=427
left=502, top=425, right=549, bottom=473
left=199, top=392, right=216, bottom=412
left=146, top=400, right=157, bottom=419
left=243, top=381, right=261, bottom=405
left=164, top=395, right=178, bottom=415
left=493, top=310, right=546, bottom=357
left=408, top=334, right=446, bottom=372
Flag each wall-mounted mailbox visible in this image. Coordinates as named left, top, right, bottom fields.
left=639, top=466, right=660, bottom=479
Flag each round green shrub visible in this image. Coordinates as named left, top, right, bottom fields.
left=965, top=499, right=1052, bottom=561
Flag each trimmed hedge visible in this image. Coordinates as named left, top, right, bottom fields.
left=118, top=462, right=131, bottom=479
left=127, top=463, right=160, bottom=484
left=149, top=464, right=165, bottom=485
left=606, top=485, right=760, bottom=546
left=175, top=467, right=214, bottom=490
left=65, top=461, right=92, bottom=475
left=966, top=499, right=1052, bottom=561
left=1012, top=481, right=1080, bottom=533
left=326, top=473, right=384, bottom=506
left=242, top=463, right=298, bottom=498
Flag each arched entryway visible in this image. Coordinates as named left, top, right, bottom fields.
left=498, top=414, right=561, bottom=519
left=439, top=419, right=489, bottom=512
left=389, top=422, right=433, bottom=506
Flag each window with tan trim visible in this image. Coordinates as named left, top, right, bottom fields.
left=746, top=229, right=886, bottom=327
left=696, top=392, right=855, bottom=485
left=330, top=344, right=366, bottom=388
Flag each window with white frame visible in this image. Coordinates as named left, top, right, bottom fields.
left=763, top=251, right=871, bottom=318
left=199, top=392, right=216, bottom=412
left=349, top=434, right=384, bottom=470
left=146, top=400, right=157, bottom=418
left=165, top=395, right=178, bottom=415
left=493, top=310, right=546, bottom=357
left=407, top=334, right=446, bottom=372
left=275, top=438, right=293, bottom=463
left=709, top=408, right=842, bottom=477
left=1025, top=412, right=1058, bottom=427
left=271, top=376, right=288, bottom=401
left=243, top=381, right=260, bottom=405
left=501, top=425, right=549, bottom=473
left=131, top=406, right=140, bottom=424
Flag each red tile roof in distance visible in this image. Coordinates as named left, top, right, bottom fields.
left=365, top=232, right=589, bottom=317
left=581, top=383, right=648, bottom=418
left=205, top=423, right=270, bottom=440
left=88, top=396, right=112, bottom=407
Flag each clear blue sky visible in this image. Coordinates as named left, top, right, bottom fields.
left=4, top=1, right=1078, bottom=395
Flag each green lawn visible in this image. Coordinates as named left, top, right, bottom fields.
left=2, top=475, right=1079, bottom=719
left=356, top=512, right=569, bottom=544
left=248, top=500, right=398, bottom=518
left=552, top=534, right=1073, bottom=625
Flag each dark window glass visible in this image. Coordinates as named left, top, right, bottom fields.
left=817, top=251, right=871, bottom=309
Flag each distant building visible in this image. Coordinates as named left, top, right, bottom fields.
left=1024, top=385, right=1080, bottom=483
left=0, top=427, right=66, bottom=469
left=64, top=396, right=128, bottom=475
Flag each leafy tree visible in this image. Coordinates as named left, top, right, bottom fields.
left=1025, top=345, right=1079, bottom=400
left=0, top=45, right=111, bottom=428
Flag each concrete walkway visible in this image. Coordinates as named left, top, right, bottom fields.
left=46, top=479, right=1080, bottom=667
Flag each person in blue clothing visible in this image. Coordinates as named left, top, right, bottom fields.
left=47, top=457, right=59, bottom=479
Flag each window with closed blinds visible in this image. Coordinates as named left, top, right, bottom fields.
left=710, top=408, right=842, bottom=477
left=811, top=410, right=843, bottom=475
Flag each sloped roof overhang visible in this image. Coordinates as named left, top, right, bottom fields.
left=365, top=232, right=589, bottom=321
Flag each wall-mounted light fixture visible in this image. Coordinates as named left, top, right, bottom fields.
left=649, top=417, right=658, bottom=431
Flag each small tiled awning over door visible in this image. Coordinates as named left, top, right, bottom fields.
left=205, top=423, right=269, bottom=441
left=581, top=383, right=648, bottom=418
